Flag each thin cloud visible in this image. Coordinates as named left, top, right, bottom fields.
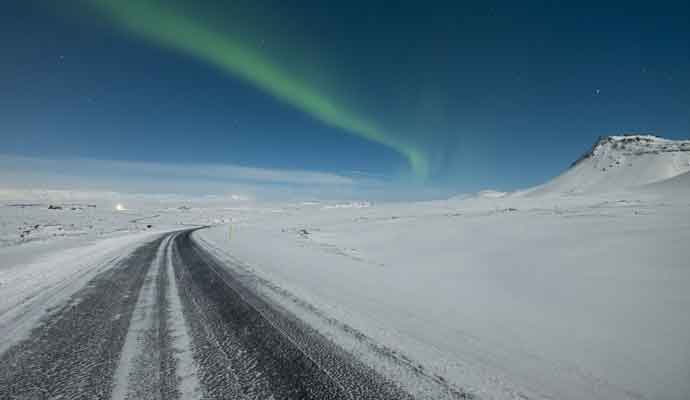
left=0, top=155, right=354, bottom=188
left=0, top=155, right=448, bottom=201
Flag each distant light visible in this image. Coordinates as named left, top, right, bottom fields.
left=115, top=203, right=125, bottom=211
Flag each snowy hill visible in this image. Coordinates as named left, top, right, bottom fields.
left=640, top=170, right=690, bottom=195
left=523, top=134, right=690, bottom=195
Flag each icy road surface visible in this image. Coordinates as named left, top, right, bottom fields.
left=0, top=229, right=413, bottom=400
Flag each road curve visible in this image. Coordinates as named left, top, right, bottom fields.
left=0, top=229, right=413, bottom=399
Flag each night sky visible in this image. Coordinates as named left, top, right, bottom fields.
left=2, top=1, right=689, bottom=195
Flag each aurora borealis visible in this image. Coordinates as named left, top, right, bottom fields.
left=2, top=1, right=689, bottom=194
left=86, top=0, right=429, bottom=178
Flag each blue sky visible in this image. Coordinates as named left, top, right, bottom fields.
left=1, top=1, right=689, bottom=198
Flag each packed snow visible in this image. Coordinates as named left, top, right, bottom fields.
left=1, top=135, right=689, bottom=399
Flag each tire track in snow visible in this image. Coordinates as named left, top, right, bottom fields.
left=163, top=232, right=203, bottom=399
left=111, top=231, right=205, bottom=400
left=169, top=233, right=248, bottom=399
left=110, top=235, right=169, bottom=400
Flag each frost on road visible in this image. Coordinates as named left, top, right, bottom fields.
left=0, top=230, right=412, bottom=400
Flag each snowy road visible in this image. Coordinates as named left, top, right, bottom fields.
left=0, top=229, right=412, bottom=399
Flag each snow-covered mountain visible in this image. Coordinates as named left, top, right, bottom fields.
left=523, top=134, right=690, bottom=195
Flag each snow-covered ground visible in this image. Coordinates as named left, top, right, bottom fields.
left=194, top=135, right=690, bottom=400
left=196, top=192, right=689, bottom=400
left=1, top=135, right=688, bottom=399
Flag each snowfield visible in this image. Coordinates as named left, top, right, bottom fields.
left=196, top=192, right=690, bottom=400
left=1, top=135, right=689, bottom=399
left=195, top=135, right=690, bottom=400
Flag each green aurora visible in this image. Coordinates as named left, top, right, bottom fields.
left=86, top=0, right=430, bottom=178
